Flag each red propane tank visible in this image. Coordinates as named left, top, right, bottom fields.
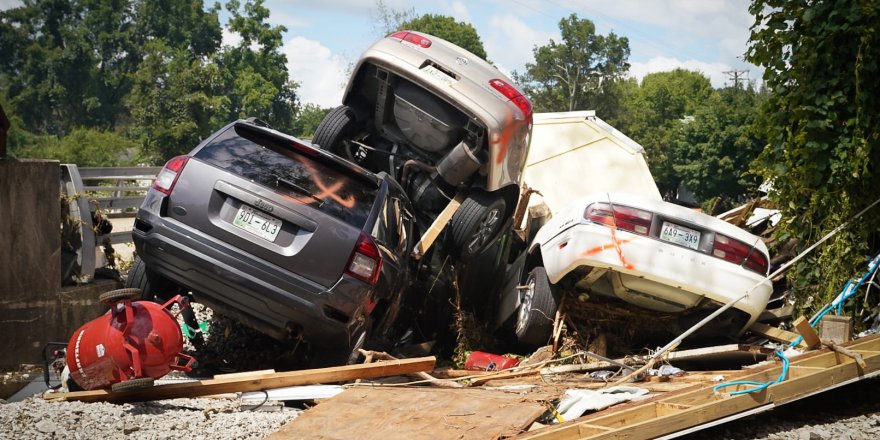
left=464, top=351, right=520, bottom=371
left=66, top=289, right=195, bottom=390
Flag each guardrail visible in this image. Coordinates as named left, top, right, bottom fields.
left=60, top=164, right=160, bottom=282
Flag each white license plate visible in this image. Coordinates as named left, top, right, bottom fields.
left=420, top=65, right=456, bottom=86
left=660, top=221, right=701, bottom=250
left=233, top=205, right=282, bottom=242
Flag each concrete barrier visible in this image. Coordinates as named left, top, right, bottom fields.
left=0, top=160, right=111, bottom=367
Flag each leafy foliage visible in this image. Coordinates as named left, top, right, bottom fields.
left=513, top=14, right=630, bottom=119
left=0, top=0, right=301, bottom=165
left=747, top=0, right=880, bottom=310
left=398, top=14, right=488, bottom=60
left=291, top=103, right=331, bottom=139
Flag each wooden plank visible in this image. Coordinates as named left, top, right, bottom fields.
left=412, top=191, right=466, bottom=259
left=270, top=386, right=546, bottom=440
left=793, top=316, right=821, bottom=349
left=664, top=344, right=774, bottom=363
left=516, top=335, right=880, bottom=439
left=213, top=369, right=276, bottom=379
left=43, top=356, right=436, bottom=404
left=749, top=322, right=804, bottom=346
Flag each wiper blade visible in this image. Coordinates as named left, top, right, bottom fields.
left=275, top=176, right=324, bottom=207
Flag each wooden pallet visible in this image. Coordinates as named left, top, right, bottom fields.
left=517, top=335, right=880, bottom=439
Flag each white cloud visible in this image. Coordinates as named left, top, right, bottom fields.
left=447, top=1, right=472, bottom=24
left=484, top=13, right=557, bottom=75
left=282, top=36, right=349, bottom=107
left=628, top=57, right=735, bottom=88
left=0, top=0, right=21, bottom=10
left=221, top=28, right=243, bottom=48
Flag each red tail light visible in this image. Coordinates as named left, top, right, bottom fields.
left=489, top=78, right=532, bottom=123
left=346, top=232, right=382, bottom=285
left=152, top=155, right=189, bottom=195
left=584, top=203, right=652, bottom=235
left=389, top=30, right=432, bottom=48
left=712, top=234, right=768, bottom=274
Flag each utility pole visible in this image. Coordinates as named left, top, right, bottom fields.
left=723, top=69, right=749, bottom=88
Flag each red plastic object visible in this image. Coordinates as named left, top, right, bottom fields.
left=464, top=351, right=520, bottom=371
left=66, top=295, right=196, bottom=390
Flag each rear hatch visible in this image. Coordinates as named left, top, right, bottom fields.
left=166, top=123, right=380, bottom=288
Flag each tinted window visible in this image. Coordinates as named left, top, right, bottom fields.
left=195, top=125, right=377, bottom=227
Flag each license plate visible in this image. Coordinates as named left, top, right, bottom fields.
left=233, top=205, right=282, bottom=242
left=421, top=65, right=456, bottom=86
left=660, top=221, right=701, bottom=250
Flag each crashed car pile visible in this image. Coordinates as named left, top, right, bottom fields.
left=127, top=31, right=775, bottom=368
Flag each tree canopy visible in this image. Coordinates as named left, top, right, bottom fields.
left=0, top=0, right=302, bottom=164
left=746, top=0, right=880, bottom=310
left=514, top=14, right=630, bottom=119
left=398, top=14, right=488, bottom=60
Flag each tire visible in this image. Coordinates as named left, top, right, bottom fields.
left=98, top=288, right=142, bottom=306
left=110, top=377, right=154, bottom=393
left=449, top=191, right=506, bottom=261
left=126, top=256, right=180, bottom=302
left=312, top=105, right=361, bottom=160
left=515, top=266, right=560, bottom=347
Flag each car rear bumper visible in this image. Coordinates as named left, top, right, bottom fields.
left=132, top=208, right=369, bottom=347
left=540, top=223, right=773, bottom=330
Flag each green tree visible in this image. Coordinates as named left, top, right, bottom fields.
left=292, top=103, right=331, bottom=139
left=398, top=14, right=488, bottom=60
left=219, top=0, right=299, bottom=131
left=613, top=70, right=715, bottom=198
left=747, top=0, right=880, bottom=311
left=670, top=86, right=766, bottom=205
left=514, top=14, right=630, bottom=117
left=128, top=40, right=230, bottom=162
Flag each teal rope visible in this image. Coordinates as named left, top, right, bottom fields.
left=714, top=252, right=880, bottom=396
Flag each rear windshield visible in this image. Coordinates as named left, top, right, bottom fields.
left=194, top=124, right=377, bottom=227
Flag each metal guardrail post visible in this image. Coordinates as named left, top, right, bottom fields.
left=60, top=164, right=96, bottom=282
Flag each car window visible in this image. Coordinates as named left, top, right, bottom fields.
left=194, top=124, right=377, bottom=228
left=373, top=196, right=400, bottom=251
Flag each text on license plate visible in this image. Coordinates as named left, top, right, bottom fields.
left=659, top=221, right=700, bottom=250
left=233, top=205, right=282, bottom=242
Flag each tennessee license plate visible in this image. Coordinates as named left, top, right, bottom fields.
left=233, top=205, right=282, bottom=242
left=659, top=221, right=700, bottom=250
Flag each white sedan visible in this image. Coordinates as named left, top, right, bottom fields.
left=513, top=192, right=773, bottom=346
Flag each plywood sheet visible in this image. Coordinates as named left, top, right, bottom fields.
left=271, top=387, right=547, bottom=440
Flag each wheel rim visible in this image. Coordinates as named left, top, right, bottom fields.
left=516, top=276, right=536, bottom=334
left=467, top=207, right=501, bottom=254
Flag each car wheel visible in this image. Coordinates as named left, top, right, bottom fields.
left=449, top=191, right=506, bottom=261
left=126, top=256, right=181, bottom=301
left=110, top=377, right=154, bottom=393
left=515, top=266, right=560, bottom=347
left=312, top=105, right=365, bottom=161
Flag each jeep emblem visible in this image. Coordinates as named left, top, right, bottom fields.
left=255, top=199, right=273, bottom=213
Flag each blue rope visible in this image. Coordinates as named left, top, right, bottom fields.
left=714, top=252, right=880, bottom=396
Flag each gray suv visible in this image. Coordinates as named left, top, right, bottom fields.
left=129, top=119, right=417, bottom=363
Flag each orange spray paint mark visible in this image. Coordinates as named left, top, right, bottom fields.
left=578, top=230, right=635, bottom=270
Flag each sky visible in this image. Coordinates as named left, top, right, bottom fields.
left=0, top=0, right=762, bottom=108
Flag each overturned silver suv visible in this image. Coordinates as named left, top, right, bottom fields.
left=313, top=30, right=532, bottom=260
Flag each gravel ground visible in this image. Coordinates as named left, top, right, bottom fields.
left=0, top=396, right=297, bottom=439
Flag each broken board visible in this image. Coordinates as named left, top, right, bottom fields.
left=270, top=387, right=547, bottom=440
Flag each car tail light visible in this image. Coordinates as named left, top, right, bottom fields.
left=489, top=78, right=532, bottom=123
left=152, top=155, right=189, bottom=195
left=389, top=30, right=431, bottom=48
left=584, top=203, right=652, bottom=235
left=712, top=234, right=768, bottom=274
left=346, top=232, right=382, bottom=285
